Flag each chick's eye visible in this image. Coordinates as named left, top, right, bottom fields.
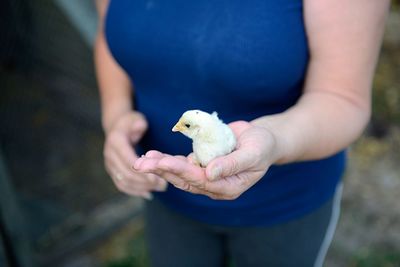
left=185, top=123, right=191, bottom=128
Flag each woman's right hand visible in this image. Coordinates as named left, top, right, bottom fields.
left=103, top=111, right=167, bottom=199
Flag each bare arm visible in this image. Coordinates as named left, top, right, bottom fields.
left=94, top=0, right=167, bottom=199
left=94, top=0, right=132, bottom=133
left=253, top=0, right=390, bottom=163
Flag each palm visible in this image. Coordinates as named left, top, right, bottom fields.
left=133, top=120, right=276, bottom=200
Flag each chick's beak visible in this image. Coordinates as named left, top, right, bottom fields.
left=172, top=120, right=184, bottom=132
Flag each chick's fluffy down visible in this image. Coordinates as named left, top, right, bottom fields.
left=172, top=110, right=236, bottom=167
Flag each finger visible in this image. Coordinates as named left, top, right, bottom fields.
left=206, top=175, right=246, bottom=198
left=132, top=168, right=167, bottom=191
left=156, top=168, right=236, bottom=200
left=109, top=170, right=156, bottom=193
left=132, top=157, right=172, bottom=191
left=112, top=174, right=158, bottom=195
left=160, top=171, right=230, bottom=200
left=133, top=153, right=187, bottom=173
left=106, top=154, right=142, bottom=184
left=133, top=153, right=206, bottom=190
left=187, top=153, right=196, bottom=164
left=206, top=149, right=255, bottom=180
left=134, top=152, right=186, bottom=170
left=106, top=160, right=139, bottom=192
left=111, top=135, right=140, bottom=171
left=106, top=151, right=161, bottom=191
left=174, top=155, right=189, bottom=161
left=118, top=185, right=153, bottom=200
left=140, top=191, right=154, bottom=200
left=145, top=150, right=165, bottom=158
left=160, top=171, right=206, bottom=194
left=157, top=156, right=207, bottom=187
left=134, top=155, right=196, bottom=191
left=133, top=156, right=163, bottom=175
left=147, top=173, right=168, bottom=192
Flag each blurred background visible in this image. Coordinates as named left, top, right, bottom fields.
left=0, top=1, right=399, bottom=267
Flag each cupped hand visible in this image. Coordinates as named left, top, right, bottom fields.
left=104, top=111, right=167, bottom=199
left=133, top=121, right=279, bottom=200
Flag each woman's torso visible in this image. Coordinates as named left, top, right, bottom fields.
left=105, top=0, right=345, bottom=226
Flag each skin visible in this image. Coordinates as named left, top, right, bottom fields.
left=96, top=0, right=390, bottom=200
left=95, top=0, right=167, bottom=200
left=133, top=121, right=275, bottom=200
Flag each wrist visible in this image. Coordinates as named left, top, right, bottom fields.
left=100, top=90, right=133, bottom=134
left=265, top=126, right=290, bottom=165
left=98, top=92, right=134, bottom=134
left=102, top=107, right=132, bottom=135
left=250, top=117, right=292, bottom=165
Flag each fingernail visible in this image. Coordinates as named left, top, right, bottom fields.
left=210, top=166, right=222, bottom=180
left=143, top=192, right=153, bottom=201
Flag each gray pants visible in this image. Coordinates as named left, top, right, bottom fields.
left=144, top=184, right=342, bottom=267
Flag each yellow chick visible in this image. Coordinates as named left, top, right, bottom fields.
left=172, top=110, right=236, bottom=167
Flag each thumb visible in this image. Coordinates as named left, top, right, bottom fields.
left=129, top=113, right=148, bottom=144
left=206, top=149, right=253, bottom=181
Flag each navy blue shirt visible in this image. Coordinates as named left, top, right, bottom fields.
left=105, top=0, right=345, bottom=226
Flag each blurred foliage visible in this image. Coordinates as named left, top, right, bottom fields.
left=351, top=249, right=400, bottom=267
left=372, top=45, right=400, bottom=127
left=104, top=229, right=148, bottom=267
left=393, top=0, right=400, bottom=9
left=369, top=7, right=400, bottom=136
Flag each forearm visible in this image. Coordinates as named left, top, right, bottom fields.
left=252, top=90, right=370, bottom=164
left=94, top=0, right=133, bottom=133
left=254, top=0, right=389, bottom=165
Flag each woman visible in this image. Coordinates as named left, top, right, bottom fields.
left=95, top=0, right=390, bottom=266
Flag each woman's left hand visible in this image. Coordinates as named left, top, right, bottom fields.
left=133, top=121, right=280, bottom=200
